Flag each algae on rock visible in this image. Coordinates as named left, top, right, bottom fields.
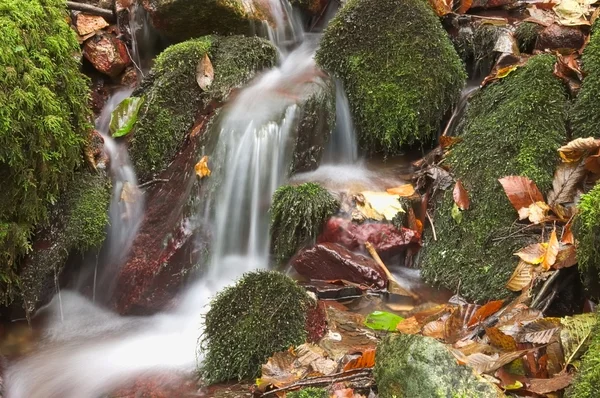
left=130, top=35, right=277, bottom=181
left=420, top=55, right=567, bottom=303
left=0, top=0, right=92, bottom=304
left=201, top=270, right=312, bottom=384
left=573, top=183, right=600, bottom=297
left=374, top=334, right=503, bottom=398
left=316, top=0, right=466, bottom=154
left=270, top=183, right=339, bottom=262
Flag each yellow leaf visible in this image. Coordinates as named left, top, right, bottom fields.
left=497, top=65, right=518, bottom=78
left=356, top=191, right=404, bottom=221
left=386, top=184, right=415, bottom=197
left=195, top=155, right=211, bottom=178
left=514, top=243, right=546, bottom=265
left=542, top=228, right=559, bottom=271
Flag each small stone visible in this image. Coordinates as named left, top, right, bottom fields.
left=75, top=13, right=109, bottom=36
left=536, top=24, right=585, bottom=51
left=83, top=33, right=131, bottom=77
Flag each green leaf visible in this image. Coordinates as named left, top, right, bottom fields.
left=451, top=202, right=463, bottom=224
left=560, top=313, right=597, bottom=366
left=110, top=96, right=145, bottom=138
left=364, top=311, right=403, bottom=331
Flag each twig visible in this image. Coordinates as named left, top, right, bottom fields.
left=365, top=242, right=418, bottom=299
left=262, top=369, right=372, bottom=396
left=491, top=223, right=537, bottom=243
left=137, top=178, right=169, bottom=189
left=426, top=211, right=437, bottom=241
left=66, top=1, right=115, bottom=21
left=531, top=270, right=561, bottom=309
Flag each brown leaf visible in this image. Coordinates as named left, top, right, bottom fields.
left=527, top=372, right=574, bottom=394
left=386, top=184, right=415, bottom=197
left=518, top=201, right=551, bottom=224
left=439, top=136, right=462, bottom=149
left=506, top=260, right=534, bottom=292
left=486, top=327, right=518, bottom=351
left=428, top=0, right=452, bottom=16
left=499, top=176, right=545, bottom=215
left=542, top=229, right=559, bottom=271
left=516, top=318, right=561, bottom=344
left=445, top=304, right=480, bottom=343
left=562, top=221, right=575, bottom=244
left=495, top=368, right=528, bottom=390
left=554, top=244, right=577, bottom=269
left=343, top=348, right=375, bottom=371
left=466, top=350, right=529, bottom=374
left=546, top=340, right=565, bottom=375
left=468, top=300, right=505, bottom=327
left=453, top=180, right=470, bottom=210
left=585, top=150, right=600, bottom=174
left=547, top=161, right=586, bottom=205
left=396, top=317, right=421, bottom=334
left=457, top=0, right=473, bottom=13
left=196, top=54, right=214, bottom=91
left=76, top=14, right=109, bottom=36
left=514, top=243, right=546, bottom=265
left=422, top=319, right=445, bottom=339
left=559, top=137, right=600, bottom=162
left=195, top=155, right=211, bottom=178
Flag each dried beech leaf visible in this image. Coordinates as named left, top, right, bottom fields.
left=396, top=317, right=421, bottom=334
left=562, top=222, right=575, bottom=245
left=445, top=304, right=480, bottom=343
left=467, top=350, right=529, bottom=374
left=554, top=244, right=577, bottom=269
left=485, top=327, right=517, bottom=351
left=422, top=320, right=445, bottom=339
left=196, top=54, right=214, bottom=91
left=428, top=0, right=452, bottom=16
left=584, top=150, right=600, bottom=174
left=558, top=137, right=600, bottom=162
left=516, top=318, right=561, bottom=344
left=468, top=300, right=504, bottom=327
left=343, top=348, right=375, bottom=371
left=453, top=179, right=470, bottom=210
left=527, top=373, right=574, bottom=395
left=386, top=184, right=415, bottom=197
left=514, top=243, right=546, bottom=265
left=547, top=161, right=586, bottom=205
left=542, top=229, right=559, bottom=271
left=457, top=0, right=473, bottom=13
left=506, top=260, right=533, bottom=292
left=499, top=176, right=545, bottom=215
left=195, top=155, right=211, bottom=178
left=518, top=201, right=550, bottom=224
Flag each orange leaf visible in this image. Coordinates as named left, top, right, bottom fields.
left=343, top=348, right=375, bottom=371
left=439, top=135, right=462, bottom=149
left=457, top=0, right=473, bottom=13
left=453, top=180, right=470, bottom=210
left=428, top=0, right=452, bottom=16
left=386, top=184, right=415, bottom=197
left=396, top=316, right=421, bottom=334
left=195, top=155, right=211, bottom=178
left=468, top=300, right=504, bottom=327
left=514, top=243, right=546, bottom=264
left=485, top=327, right=517, bottom=351
left=499, top=176, right=545, bottom=214
left=542, top=229, right=559, bottom=271
left=506, top=260, right=533, bottom=292
left=562, top=222, right=575, bottom=245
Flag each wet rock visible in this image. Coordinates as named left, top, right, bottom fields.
left=83, top=33, right=131, bottom=77
left=318, top=217, right=421, bottom=259
left=117, top=65, right=138, bottom=87
left=375, top=334, right=503, bottom=398
left=75, top=13, right=109, bottom=36
left=536, top=24, right=585, bottom=51
left=290, top=0, right=330, bottom=16
left=291, top=243, right=387, bottom=289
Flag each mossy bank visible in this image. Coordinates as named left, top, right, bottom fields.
left=573, top=183, right=600, bottom=298
left=316, top=0, right=466, bottom=153
left=130, top=35, right=277, bottom=181
left=0, top=0, right=92, bottom=303
left=420, top=55, right=567, bottom=303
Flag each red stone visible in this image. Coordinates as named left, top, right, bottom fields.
left=83, top=33, right=131, bottom=77
left=291, top=242, right=388, bottom=289
left=318, top=217, right=421, bottom=258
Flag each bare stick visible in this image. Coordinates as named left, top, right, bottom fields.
left=138, top=178, right=169, bottom=189
left=66, top=1, right=115, bottom=21
left=262, top=370, right=372, bottom=396
left=531, top=270, right=561, bottom=309
left=426, top=211, right=437, bottom=241
left=365, top=242, right=418, bottom=299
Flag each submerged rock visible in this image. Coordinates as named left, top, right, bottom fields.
left=291, top=242, right=387, bottom=289
left=374, top=333, right=502, bottom=398
left=420, top=55, right=567, bottom=303
left=83, top=33, right=131, bottom=77
left=316, top=0, right=465, bottom=154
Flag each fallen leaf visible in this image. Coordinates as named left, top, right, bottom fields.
left=514, top=243, right=546, bottom=264
left=486, top=327, right=518, bottom=351
left=76, top=14, right=109, bottom=36
left=396, top=316, right=421, bottom=334
left=343, top=348, right=375, bottom=370
left=561, top=222, right=575, bottom=244
left=558, top=137, right=600, bottom=162
left=527, top=372, right=574, bottom=394
left=553, top=244, right=577, bottom=269
left=196, top=53, right=214, bottom=91
left=516, top=318, right=561, bottom=344
left=541, top=228, right=559, bottom=271
left=195, top=156, right=211, bottom=178
left=584, top=149, right=600, bottom=174
left=518, top=201, right=551, bottom=224
left=560, top=313, right=597, bottom=366
left=547, top=161, right=586, bottom=205
left=407, top=208, right=423, bottom=234
left=553, top=0, right=592, bottom=26
left=356, top=191, right=404, bottom=221
left=428, top=0, right=452, bottom=16
left=468, top=300, right=505, bottom=327
left=453, top=180, right=470, bottom=210
left=386, top=184, right=415, bottom=197
left=445, top=304, right=480, bottom=343
left=363, top=311, right=403, bottom=331
left=499, top=176, right=545, bottom=215
left=495, top=368, right=528, bottom=390
left=439, top=136, right=462, bottom=148
left=422, top=319, right=446, bottom=339
left=110, top=97, right=145, bottom=138
left=457, top=0, right=473, bottom=13
left=466, top=350, right=529, bottom=374
left=506, top=260, right=533, bottom=292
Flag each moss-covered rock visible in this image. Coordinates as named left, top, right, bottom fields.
left=570, top=21, right=600, bottom=138
left=0, top=0, right=92, bottom=303
left=270, top=183, right=339, bottom=262
left=130, top=35, right=277, bottom=181
left=316, top=0, right=466, bottom=154
left=573, top=183, right=600, bottom=297
left=420, top=55, right=567, bottom=303
left=287, top=387, right=329, bottom=398
left=142, top=0, right=268, bottom=42
left=454, top=23, right=502, bottom=77
left=374, top=334, right=502, bottom=398
left=566, top=310, right=600, bottom=398
left=515, top=22, right=542, bottom=54
left=201, top=270, right=312, bottom=384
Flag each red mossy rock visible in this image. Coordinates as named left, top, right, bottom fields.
left=83, top=33, right=131, bottom=77
left=291, top=242, right=388, bottom=289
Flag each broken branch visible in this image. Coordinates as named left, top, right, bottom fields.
left=66, top=1, right=115, bottom=21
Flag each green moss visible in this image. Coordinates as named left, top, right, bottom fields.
left=131, top=35, right=276, bottom=181
left=515, top=22, right=542, bottom=54
left=573, top=183, right=600, bottom=296
left=420, top=55, right=567, bottom=303
left=0, top=0, right=92, bottom=302
left=201, top=270, right=311, bottom=384
left=570, top=21, right=600, bottom=138
left=270, top=183, right=339, bottom=262
left=566, top=310, right=600, bottom=398
left=374, top=334, right=501, bottom=397
left=287, top=388, right=329, bottom=398
left=315, top=0, right=466, bottom=154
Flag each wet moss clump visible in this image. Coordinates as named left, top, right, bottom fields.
left=0, top=0, right=92, bottom=302
left=315, top=0, right=466, bottom=154
left=420, top=55, right=567, bottom=303
left=567, top=310, right=600, bottom=398
left=375, top=334, right=501, bottom=397
left=270, top=183, right=339, bottom=262
left=570, top=21, right=600, bottom=138
left=287, top=388, right=329, bottom=398
left=131, top=35, right=277, bottom=181
left=515, top=22, right=542, bottom=54
left=201, top=270, right=311, bottom=384
left=572, top=183, right=600, bottom=297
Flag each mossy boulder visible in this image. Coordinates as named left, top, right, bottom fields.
left=566, top=310, right=600, bottom=398
left=270, top=183, right=339, bottom=262
left=0, top=0, right=92, bottom=303
left=374, top=334, right=502, bottom=398
left=130, top=35, right=277, bottom=181
left=315, top=0, right=466, bottom=153
left=570, top=21, right=600, bottom=138
left=142, top=0, right=269, bottom=42
left=420, top=55, right=567, bottom=303
left=515, top=22, right=542, bottom=54
left=572, top=183, right=600, bottom=297
left=201, top=270, right=312, bottom=384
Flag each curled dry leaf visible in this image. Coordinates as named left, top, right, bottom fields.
left=196, top=53, right=214, bottom=91
left=466, top=350, right=530, bottom=374
left=561, top=222, right=575, bottom=245
left=195, top=155, right=211, bottom=178
left=506, top=260, right=533, bottom=292
left=457, top=0, right=473, bottom=14
left=386, top=184, right=415, bottom=197
left=558, top=137, right=600, bottom=162
left=518, top=201, right=550, bottom=224
left=452, top=180, right=470, bottom=210
left=342, top=348, right=375, bottom=371
left=422, top=319, right=445, bottom=339
left=547, top=161, right=586, bottom=206
left=541, top=229, right=559, bottom=271
left=584, top=149, right=600, bottom=174
left=499, top=176, right=544, bottom=215
left=445, top=304, right=480, bottom=343
left=428, top=0, right=452, bottom=16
